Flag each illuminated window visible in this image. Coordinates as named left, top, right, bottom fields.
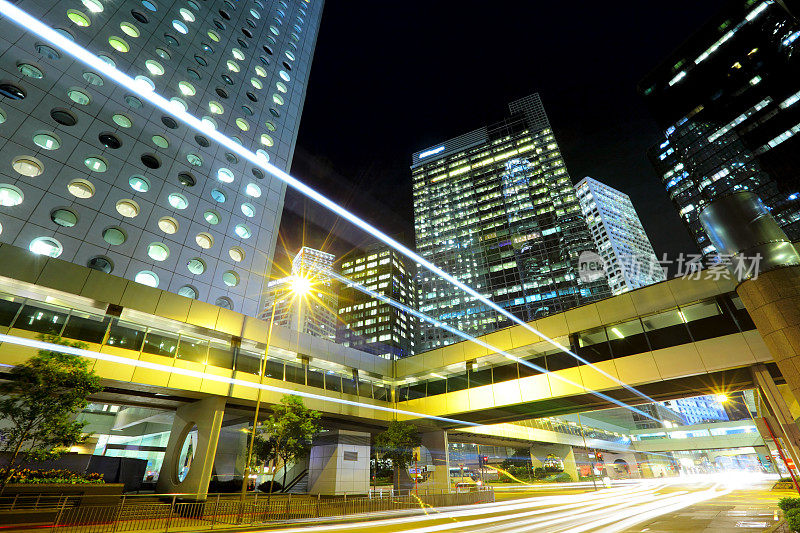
left=178, top=285, right=198, bottom=299
left=0, top=184, right=23, bottom=206
left=234, top=224, right=251, bottom=239
left=178, top=81, right=196, bottom=96
left=187, top=258, right=205, bottom=274
left=222, top=270, right=239, bottom=287
left=195, top=232, right=213, bottom=249
left=209, top=101, right=224, bottom=114
left=116, top=199, right=140, bottom=218
left=50, top=208, right=77, bottom=227
left=255, top=65, right=267, bottom=77
left=158, top=216, right=178, bottom=234
left=168, top=193, right=188, bottom=209
left=83, top=72, right=104, bottom=86
left=120, top=22, right=140, bottom=37
left=260, top=134, right=274, bottom=147
left=84, top=156, right=107, bottom=172
left=241, top=203, right=255, bottom=217
left=18, top=63, right=43, bottom=79
left=245, top=183, right=261, bottom=197
left=82, top=0, right=103, bottom=13
left=147, top=242, right=169, bottom=261
left=32, top=132, right=61, bottom=150
left=12, top=157, right=44, bottom=177
left=251, top=77, right=263, bottom=89
left=172, top=20, right=189, bottom=34
left=229, top=247, right=244, bottom=262
left=109, top=36, right=129, bottom=52
left=207, top=29, right=220, bottom=42
left=67, top=10, right=91, bottom=27
left=134, top=75, right=155, bottom=91
left=235, top=118, right=250, bottom=131
left=204, top=211, right=220, bottom=224
left=103, top=227, right=126, bottom=245
left=279, top=70, right=290, bottom=82
left=134, top=270, right=159, bottom=287
left=68, top=179, right=94, bottom=198
left=232, top=48, right=245, bottom=60
left=145, top=59, right=164, bottom=76
left=68, top=88, right=91, bottom=105
left=217, top=168, right=234, bottom=183
left=113, top=114, right=132, bottom=127
left=29, top=237, right=63, bottom=258
left=272, top=94, right=284, bottom=105
left=211, top=189, right=226, bottom=203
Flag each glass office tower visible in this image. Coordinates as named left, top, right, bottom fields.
left=411, top=93, right=610, bottom=351
left=639, top=0, right=800, bottom=257
left=575, top=177, right=665, bottom=295
left=261, top=246, right=337, bottom=339
left=337, top=242, right=416, bottom=360
left=0, top=0, right=323, bottom=316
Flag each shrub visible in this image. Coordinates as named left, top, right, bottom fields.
left=208, top=478, right=242, bottom=493
left=779, top=497, right=800, bottom=513
left=257, top=480, right=283, bottom=493
left=0, top=468, right=104, bottom=485
left=533, top=467, right=546, bottom=479
left=545, top=472, right=572, bottom=483
left=786, top=507, right=800, bottom=532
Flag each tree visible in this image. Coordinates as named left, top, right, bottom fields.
left=0, top=335, right=102, bottom=492
left=373, top=421, right=420, bottom=488
left=256, top=395, right=320, bottom=490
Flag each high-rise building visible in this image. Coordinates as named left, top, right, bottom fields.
left=575, top=177, right=666, bottom=295
left=662, top=395, right=729, bottom=425
left=0, top=0, right=323, bottom=316
left=261, top=246, right=337, bottom=339
left=411, top=93, right=611, bottom=351
left=337, top=243, right=416, bottom=360
left=638, top=0, right=800, bottom=257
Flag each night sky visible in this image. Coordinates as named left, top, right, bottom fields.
left=278, top=1, right=726, bottom=271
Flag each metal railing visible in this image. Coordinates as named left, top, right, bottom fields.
left=0, top=488, right=494, bottom=533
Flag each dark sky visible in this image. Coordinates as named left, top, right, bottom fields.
left=279, top=1, right=726, bottom=269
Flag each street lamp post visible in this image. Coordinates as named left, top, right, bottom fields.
left=238, top=275, right=313, bottom=506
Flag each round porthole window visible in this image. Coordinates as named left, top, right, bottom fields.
left=50, top=208, right=78, bottom=227
left=147, top=242, right=169, bottom=261
left=13, top=156, right=44, bottom=177
left=176, top=425, right=198, bottom=482
left=103, top=226, right=126, bottom=245
left=187, top=258, right=205, bottom=274
left=67, top=179, right=95, bottom=199
left=116, top=199, right=140, bottom=218
left=158, top=216, right=178, bottom=234
left=0, top=184, right=24, bottom=206
left=229, top=247, right=244, bottom=262
left=134, top=270, right=159, bottom=287
left=29, top=237, right=63, bottom=257
left=129, top=175, right=150, bottom=192
left=195, top=232, right=213, bottom=249
left=222, top=270, right=239, bottom=287
left=177, top=285, right=198, bottom=299
left=87, top=256, right=113, bottom=273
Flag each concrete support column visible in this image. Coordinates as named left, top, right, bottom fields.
left=156, top=396, right=226, bottom=500
left=308, top=430, right=370, bottom=495
left=753, top=364, right=800, bottom=472
left=420, top=430, right=450, bottom=492
left=530, top=443, right=578, bottom=482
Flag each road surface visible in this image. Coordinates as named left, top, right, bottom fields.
left=253, top=475, right=787, bottom=532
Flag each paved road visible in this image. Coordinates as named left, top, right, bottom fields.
left=253, top=475, right=787, bottom=533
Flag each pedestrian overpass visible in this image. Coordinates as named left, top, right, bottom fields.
left=0, top=241, right=790, bottom=495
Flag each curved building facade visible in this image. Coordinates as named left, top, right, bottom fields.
left=0, top=0, right=323, bottom=316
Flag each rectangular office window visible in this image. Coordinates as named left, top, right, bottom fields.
left=492, top=362, right=518, bottom=383
left=342, top=376, right=358, bottom=396
left=0, top=296, right=21, bottom=327
left=307, top=367, right=324, bottom=389
left=408, top=381, right=427, bottom=399
left=106, top=319, right=146, bottom=352
left=426, top=379, right=447, bottom=396
left=285, top=362, right=305, bottom=385
left=468, top=367, right=492, bottom=388
left=397, top=386, right=410, bottom=402
left=358, top=380, right=373, bottom=399
left=575, top=327, right=611, bottom=363
left=62, top=311, right=109, bottom=344
left=142, top=328, right=179, bottom=358
left=176, top=335, right=208, bottom=363
left=325, top=373, right=342, bottom=393
left=682, top=299, right=738, bottom=341
left=207, top=339, right=234, bottom=369
left=545, top=348, right=578, bottom=371
left=263, top=359, right=284, bottom=380
left=518, top=355, right=546, bottom=377
left=606, top=319, right=649, bottom=357
left=12, top=302, right=68, bottom=335
left=642, top=309, right=692, bottom=350
left=447, top=370, right=468, bottom=393
left=730, top=295, right=756, bottom=330
left=373, top=384, right=390, bottom=402
left=234, top=349, right=261, bottom=375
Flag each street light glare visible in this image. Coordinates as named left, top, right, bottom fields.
left=715, top=393, right=730, bottom=403
left=291, top=275, right=312, bottom=295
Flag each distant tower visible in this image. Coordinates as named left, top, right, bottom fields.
left=261, top=246, right=337, bottom=340
left=575, top=177, right=666, bottom=294
left=0, top=0, right=324, bottom=316
left=337, top=242, right=417, bottom=359
left=411, top=93, right=610, bottom=351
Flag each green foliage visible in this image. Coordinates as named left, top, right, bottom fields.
left=533, top=467, right=546, bottom=479
left=0, top=335, right=102, bottom=491
left=373, top=421, right=420, bottom=471
left=779, top=497, right=800, bottom=512
left=786, top=507, right=800, bottom=532
left=251, top=433, right=277, bottom=469
left=0, top=468, right=104, bottom=485
left=256, top=395, right=321, bottom=489
left=544, top=472, right=573, bottom=483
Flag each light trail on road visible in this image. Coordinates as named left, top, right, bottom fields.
left=256, top=478, right=737, bottom=533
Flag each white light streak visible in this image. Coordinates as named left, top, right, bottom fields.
left=0, top=333, right=477, bottom=427
left=0, top=0, right=657, bottom=409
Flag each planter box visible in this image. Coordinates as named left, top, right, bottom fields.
left=0, top=483, right=124, bottom=526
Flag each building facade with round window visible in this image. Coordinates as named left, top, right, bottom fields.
left=0, top=0, right=321, bottom=316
